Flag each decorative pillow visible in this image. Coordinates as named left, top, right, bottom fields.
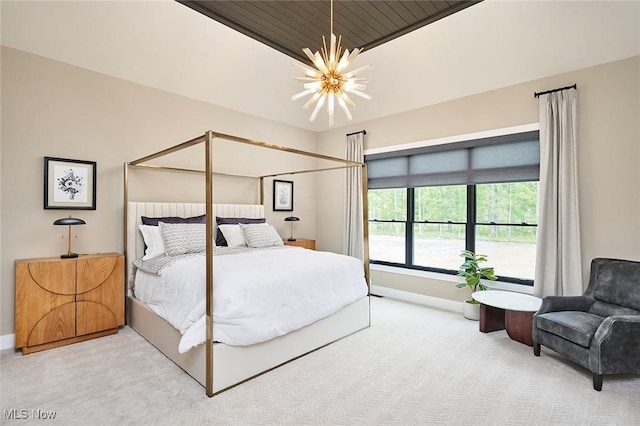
left=217, top=224, right=247, bottom=248
left=159, top=222, right=206, bottom=256
left=215, top=217, right=266, bottom=246
left=239, top=223, right=284, bottom=248
left=141, top=214, right=206, bottom=226
left=139, top=224, right=166, bottom=260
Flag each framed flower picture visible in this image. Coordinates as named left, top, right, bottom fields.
left=273, top=179, right=293, bottom=211
left=44, top=157, right=97, bottom=210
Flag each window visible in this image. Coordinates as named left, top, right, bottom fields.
left=475, top=182, right=538, bottom=281
left=413, top=185, right=467, bottom=271
left=366, top=129, right=539, bottom=284
left=368, top=188, right=406, bottom=264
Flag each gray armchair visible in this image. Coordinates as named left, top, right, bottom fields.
left=533, top=258, right=640, bottom=391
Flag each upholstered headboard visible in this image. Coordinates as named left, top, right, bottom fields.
left=125, top=202, right=265, bottom=286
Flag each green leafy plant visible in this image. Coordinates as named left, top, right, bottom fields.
left=456, top=250, right=498, bottom=303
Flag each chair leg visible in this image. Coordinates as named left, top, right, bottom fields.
left=533, top=343, right=540, bottom=356
left=592, top=373, right=603, bottom=391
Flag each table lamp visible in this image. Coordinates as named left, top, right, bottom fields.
left=284, top=216, right=300, bottom=241
left=53, top=216, right=86, bottom=258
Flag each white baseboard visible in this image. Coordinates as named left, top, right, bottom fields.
left=1, top=333, right=15, bottom=351
left=370, top=285, right=464, bottom=313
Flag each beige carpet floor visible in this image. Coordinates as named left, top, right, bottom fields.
left=2, top=296, right=639, bottom=425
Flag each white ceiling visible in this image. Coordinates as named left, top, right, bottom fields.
left=2, top=0, right=639, bottom=132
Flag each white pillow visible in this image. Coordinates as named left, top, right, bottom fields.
left=239, top=223, right=284, bottom=248
left=217, top=224, right=247, bottom=247
left=139, top=224, right=165, bottom=260
left=159, top=222, right=206, bottom=256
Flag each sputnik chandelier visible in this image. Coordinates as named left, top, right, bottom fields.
left=291, top=0, right=371, bottom=126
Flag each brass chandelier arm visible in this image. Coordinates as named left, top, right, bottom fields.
left=330, top=0, right=334, bottom=36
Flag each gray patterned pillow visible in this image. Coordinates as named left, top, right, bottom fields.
left=239, top=223, right=284, bottom=248
left=159, top=222, right=206, bottom=256
left=215, top=217, right=266, bottom=246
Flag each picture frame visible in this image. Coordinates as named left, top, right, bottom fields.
left=44, top=157, right=97, bottom=210
left=273, top=179, right=293, bottom=211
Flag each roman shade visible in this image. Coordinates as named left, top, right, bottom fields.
left=366, top=131, right=539, bottom=189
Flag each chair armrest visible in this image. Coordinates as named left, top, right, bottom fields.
left=594, top=315, right=640, bottom=343
left=535, top=295, right=594, bottom=315
left=591, top=316, right=640, bottom=374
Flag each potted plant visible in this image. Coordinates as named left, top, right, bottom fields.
left=457, top=250, right=498, bottom=320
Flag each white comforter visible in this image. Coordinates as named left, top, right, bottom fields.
left=133, top=246, right=368, bottom=352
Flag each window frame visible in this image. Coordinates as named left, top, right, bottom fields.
left=369, top=185, right=536, bottom=285
left=365, top=124, right=541, bottom=286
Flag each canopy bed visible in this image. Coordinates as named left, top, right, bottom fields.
left=124, top=131, right=370, bottom=396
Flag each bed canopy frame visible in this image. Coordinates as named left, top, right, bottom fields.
left=124, top=130, right=370, bottom=396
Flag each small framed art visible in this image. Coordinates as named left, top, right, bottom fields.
left=273, top=179, right=293, bottom=211
left=44, top=157, right=97, bottom=210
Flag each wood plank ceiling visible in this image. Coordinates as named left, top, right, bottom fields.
left=178, top=1, right=482, bottom=63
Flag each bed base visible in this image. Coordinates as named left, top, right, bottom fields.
left=128, top=295, right=370, bottom=394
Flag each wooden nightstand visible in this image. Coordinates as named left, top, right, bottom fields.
left=15, top=253, right=124, bottom=354
left=283, top=238, right=316, bottom=250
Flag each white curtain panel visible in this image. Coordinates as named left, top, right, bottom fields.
left=344, top=133, right=364, bottom=260
left=534, top=88, right=583, bottom=297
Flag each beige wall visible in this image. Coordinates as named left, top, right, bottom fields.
left=317, top=56, right=640, bottom=302
left=0, top=47, right=319, bottom=336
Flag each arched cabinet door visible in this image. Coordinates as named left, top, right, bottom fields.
left=15, top=258, right=76, bottom=349
left=28, top=303, right=76, bottom=347
left=76, top=254, right=124, bottom=335
left=76, top=301, right=119, bottom=336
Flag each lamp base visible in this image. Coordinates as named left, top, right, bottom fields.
left=287, top=238, right=297, bottom=242
left=61, top=253, right=79, bottom=259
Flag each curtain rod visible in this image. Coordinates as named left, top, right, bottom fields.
left=534, top=84, right=577, bottom=98
left=346, top=129, right=367, bottom=136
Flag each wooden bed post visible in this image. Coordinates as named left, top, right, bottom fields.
left=205, top=131, right=215, bottom=397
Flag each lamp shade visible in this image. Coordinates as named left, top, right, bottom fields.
left=53, top=217, right=86, bottom=226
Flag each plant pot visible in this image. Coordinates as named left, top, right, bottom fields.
left=463, top=300, right=480, bottom=321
